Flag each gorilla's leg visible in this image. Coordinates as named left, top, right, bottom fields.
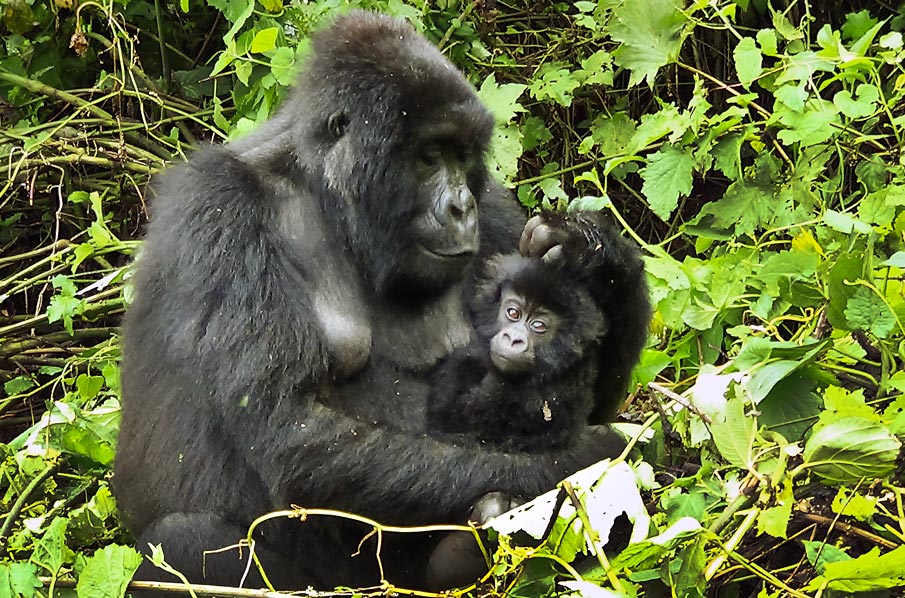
left=424, top=492, right=519, bottom=590
left=133, top=513, right=310, bottom=590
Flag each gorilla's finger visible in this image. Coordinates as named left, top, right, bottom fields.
left=525, top=223, right=556, bottom=258
left=469, top=491, right=514, bottom=524
left=541, top=244, right=565, bottom=264
left=519, top=214, right=546, bottom=256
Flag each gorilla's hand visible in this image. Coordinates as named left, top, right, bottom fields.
left=518, top=211, right=615, bottom=267
left=468, top=491, right=522, bottom=524
left=572, top=424, right=627, bottom=462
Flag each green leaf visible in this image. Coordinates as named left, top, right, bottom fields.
left=802, top=417, right=901, bottom=484
left=776, top=103, right=840, bottom=147
left=30, top=517, right=73, bottom=574
left=880, top=251, right=905, bottom=268
left=640, top=145, right=695, bottom=220
left=610, top=0, right=687, bottom=87
left=824, top=209, right=872, bottom=235
left=0, top=562, right=41, bottom=598
left=844, top=287, right=896, bottom=338
left=831, top=487, right=877, bottom=521
left=75, top=545, right=142, bottom=598
left=756, top=29, right=778, bottom=56
left=4, top=375, right=35, bottom=396
left=833, top=84, right=879, bottom=119
left=527, top=65, right=581, bottom=107
left=841, top=10, right=877, bottom=41
left=757, top=479, right=792, bottom=538
left=486, top=123, right=523, bottom=183
left=477, top=74, right=526, bottom=124
left=250, top=27, right=279, bottom=54
left=710, top=396, right=756, bottom=468
left=269, top=47, right=295, bottom=86
left=826, top=253, right=862, bottom=329
left=804, top=540, right=851, bottom=574
left=814, top=546, right=905, bottom=592
left=76, top=374, right=105, bottom=401
left=733, top=38, right=762, bottom=88
left=206, top=0, right=251, bottom=24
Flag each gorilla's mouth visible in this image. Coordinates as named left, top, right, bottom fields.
left=419, top=245, right=475, bottom=260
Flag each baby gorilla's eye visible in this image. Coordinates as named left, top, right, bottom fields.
left=530, top=319, right=547, bottom=333
left=505, top=306, right=521, bottom=321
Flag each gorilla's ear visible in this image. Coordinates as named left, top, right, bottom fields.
left=328, top=111, right=348, bottom=139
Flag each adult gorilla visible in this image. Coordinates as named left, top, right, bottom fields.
left=114, top=10, right=649, bottom=590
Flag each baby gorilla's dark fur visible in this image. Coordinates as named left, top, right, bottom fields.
left=429, top=254, right=606, bottom=451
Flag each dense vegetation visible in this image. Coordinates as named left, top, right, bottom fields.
left=2, top=0, right=904, bottom=596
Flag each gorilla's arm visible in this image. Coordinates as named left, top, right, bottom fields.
left=257, top=400, right=620, bottom=524
left=520, top=211, right=650, bottom=421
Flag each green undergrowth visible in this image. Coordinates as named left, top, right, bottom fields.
left=2, top=0, right=905, bottom=596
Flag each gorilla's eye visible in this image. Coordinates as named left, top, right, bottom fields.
left=420, top=145, right=442, bottom=168
left=328, top=111, right=348, bottom=139
left=530, top=319, right=547, bottom=334
left=505, top=306, right=521, bottom=321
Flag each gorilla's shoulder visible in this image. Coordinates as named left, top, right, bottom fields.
left=147, top=146, right=277, bottom=227
left=178, top=147, right=261, bottom=189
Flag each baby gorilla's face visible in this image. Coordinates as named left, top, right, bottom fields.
left=489, top=288, right=559, bottom=375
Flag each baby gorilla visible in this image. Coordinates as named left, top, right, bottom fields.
left=427, top=253, right=606, bottom=451
left=424, top=253, right=608, bottom=589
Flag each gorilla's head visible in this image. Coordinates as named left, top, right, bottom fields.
left=289, top=11, right=495, bottom=297
left=474, top=255, right=608, bottom=381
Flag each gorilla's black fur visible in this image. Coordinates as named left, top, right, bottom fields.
left=428, top=251, right=610, bottom=452
left=113, top=11, right=649, bottom=590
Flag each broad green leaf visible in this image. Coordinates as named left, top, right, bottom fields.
left=802, top=417, right=901, bottom=484
left=76, top=374, right=105, bottom=401
left=841, top=10, right=878, bottom=41
left=4, top=375, right=35, bottom=396
left=756, top=29, right=778, bottom=56
left=521, top=116, right=552, bottom=152
left=527, top=65, right=581, bottom=107
left=611, top=0, right=688, bottom=87
left=844, top=287, right=896, bottom=338
left=811, top=546, right=905, bottom=592
left=757, top=478, right=792, bottom=538
left=733, top=38, right=762, bottom=88
left=486, top=123, right=522, bottom=183
left=776, top=104, right=840, bottom=147
left=30, top=517, right=73, bottom=574
left=478, top=74, right=526, bottom=124
left=206, top=0, right=251, bottom=24
left=235, top=60, right=253, bottom=86
left=710, top=396, right=756, bottom=468
left=759, top=373, right=822, bottom=442
left=804, top=541, right=851, bottom=574
left=75, top=545, right=142, bottom=598
left=833, top=84, right=879, bottom=119
left=587, top=112, right=637, bottom=157
left=630, top=104, right=685, bottom=152
left=0, top=563, right=41, bottom=598
left=881, top=251, right=905, bottom=268
left=269, top=47, right=295, bottom=86
left=640, top=145, right=695, bottom=220
left=826, top=253, right=863, bottom=329
left=250, top=27, right=279, bottom=54
left=831, top=487, right=878, bottom=521
left=824, top=209, right=872, bottom=235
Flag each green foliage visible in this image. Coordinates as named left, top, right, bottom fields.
left=3, top=0, right=905, bottom=596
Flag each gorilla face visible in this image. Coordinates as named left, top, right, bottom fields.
left=489, top=286, right=560, bottom=375
left=292, top=12, right=494, bottom=296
